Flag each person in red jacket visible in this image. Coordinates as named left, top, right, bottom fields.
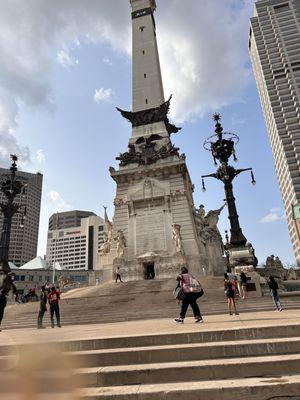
left=48, top=286, right=61, bottom=328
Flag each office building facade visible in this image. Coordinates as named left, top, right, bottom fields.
left=46, top=211, right=105, bottom=270
left=0, top=168, right=43, bottom=266
left=249, top=0, right=300, bottom=263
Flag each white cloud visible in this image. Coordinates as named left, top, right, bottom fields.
left=36, top=149, right=45, bottom=164
left=94, top=88, right=114, bottom=103
left=270, top=207, right=281, bottom=213
left=259, top=208, right=286, bottom=224
left=157, top=0, right=254, bottom=122
left=0, top=0, right=255, bottom=158
left=37, top=190, right=73, bottom=256
left=103, top=57, right=114, bottom=66
left=0, top=0, right=130, bottom=161
left=36, top=151, right=45, bottom=166
left=57, top=50, right=78, bottom=69
left=48, top=190, right=72, bottom=212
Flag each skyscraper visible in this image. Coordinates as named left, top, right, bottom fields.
left=249, top=0, right=300, bottom=264
left=0, top=168, right=43, bottom=266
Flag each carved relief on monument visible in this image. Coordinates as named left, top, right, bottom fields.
left=114, top=196, right=128, bottom=207
left=127, top=177, right=170, bottom=202
left=170, top=189, right=186, bottom=201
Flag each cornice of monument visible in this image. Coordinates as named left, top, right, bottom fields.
left=109, top=157, right=188, bottom=182
left=130, top=0, right=156, bottom=13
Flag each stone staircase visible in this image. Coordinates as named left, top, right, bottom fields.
left=69, top=323, right=300, bottom=399
left=2, top=278, right=300, bottom=330
left=2, top=322, right=300, bottom=399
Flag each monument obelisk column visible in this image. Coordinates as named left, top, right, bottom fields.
left=98, top=0, right=226, bottom=281
left=131, top=0, right=164, bottom=112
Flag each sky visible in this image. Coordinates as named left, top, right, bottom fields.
left=0, top=0, right=295, bottom=265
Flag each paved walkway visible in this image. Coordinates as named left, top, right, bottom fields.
left=1, top=309, right=300, bottom=347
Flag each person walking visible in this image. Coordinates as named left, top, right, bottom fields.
left=115, top=267, right=123, bottom=283
left=37, top=285, right=48, bottom=329
left=267, top=276, right=283, bottom=312
left=240, top=271, right=248, bottom=299
left=48, top=286, right=61, bottom=328
left=224, top=273, right=239, bottom=315
left=174, top=267, right=203, bottom=324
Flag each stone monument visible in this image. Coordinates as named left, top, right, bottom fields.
left=97, top=0, right=226, bottom=280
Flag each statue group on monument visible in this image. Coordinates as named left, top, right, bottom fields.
left=194, top=203, right=226, bottom=245
left=265, top=254, right=284, bottom=269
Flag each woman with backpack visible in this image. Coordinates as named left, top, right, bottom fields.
left=174, top=266, right=204, bottom=324
left=224, top=273, right=239, bottom=316
left=267, top=276, right=283, bottom=312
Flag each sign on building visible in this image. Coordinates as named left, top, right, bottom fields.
left=293, top=204, right=300, bottom=220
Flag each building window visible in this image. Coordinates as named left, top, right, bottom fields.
left=274, top=3, right=290, bottom=13
left=145, top=98, right=148, bottom=104
left=144, top=73, right=147, bottom=78
left=20, top=275, right=25, bottom=281
left=142, top=50, right=145, bottom=55
left=139, top=26, right=145, bottom=32
left=98, top=225, right=104, bottom=231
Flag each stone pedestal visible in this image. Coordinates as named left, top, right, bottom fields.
left=227, top=245, right=257, bottom=268
left=235, top=266, right=262, bottom=297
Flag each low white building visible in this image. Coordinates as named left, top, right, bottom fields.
left=46, top=211, right=105, bottom=270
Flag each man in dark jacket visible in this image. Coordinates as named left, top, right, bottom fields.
left=0, top=266, right=18, bottom=331
left=37, top=285, right=48, bottom=329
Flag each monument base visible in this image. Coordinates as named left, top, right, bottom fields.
left=227, top=244, right=257, bottom=269
left=235, top=265, right=263, bottom=297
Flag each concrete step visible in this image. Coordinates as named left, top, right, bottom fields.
left=67, top=337, right=300, bottom=368
left=96, top=353, right=300, bottom=387
left=2, top=323, right=300, bottom=355
left=77, top=375, right=300, bottom=400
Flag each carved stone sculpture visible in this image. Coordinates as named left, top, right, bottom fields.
left=286, top=267, right=297, bottom=280
left=100, top=206, right=113, bottom=255
left=116, top=95, right=181, bottom=135
left=274, top=256, right=283, bottom=269
left=114, top=230, right=126, bottom=258
left=116, top=139, right=180, bottom=167
left=196, top=203, right=226, bottom=244
left=194, top=204, right=206, bottom=235
left=266, top=254, right=275, bottom=268
left=99, top=232, right=111, bottom=255
left=172, top=224, right=184, bottom=254
left=266, top=255, right=284, bottom=269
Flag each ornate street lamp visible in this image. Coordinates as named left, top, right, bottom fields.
left=0, top=155, right=27, bottom=272
left=202, top=114, right=257, bottom=268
